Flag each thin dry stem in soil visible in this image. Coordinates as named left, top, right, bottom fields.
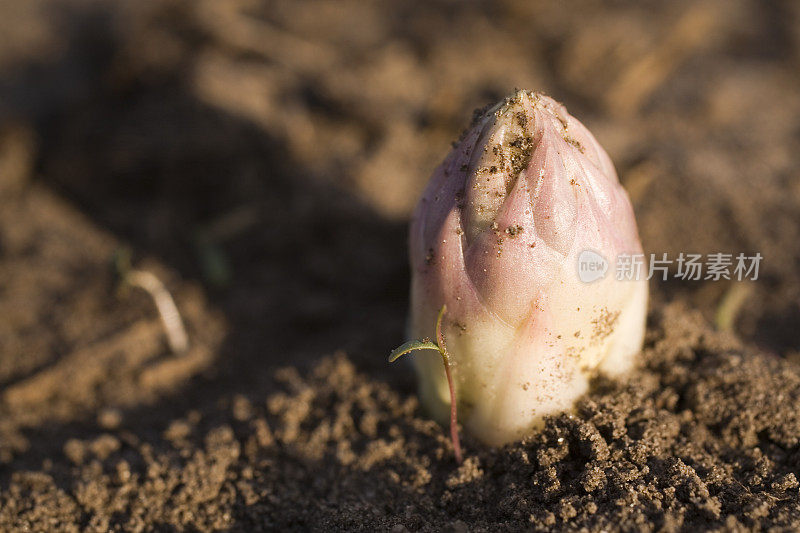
left=115, top=249, right=189, bottom=355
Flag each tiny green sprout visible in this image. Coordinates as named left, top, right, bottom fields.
left=715, top=282, right=753, bottom=332
left=389, top=305, right=462, bottom=464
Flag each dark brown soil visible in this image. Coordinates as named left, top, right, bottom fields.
left=1, top=0, right=799, bottom=531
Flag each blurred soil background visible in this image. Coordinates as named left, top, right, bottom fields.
left=0, top=0, right=799, bottom=530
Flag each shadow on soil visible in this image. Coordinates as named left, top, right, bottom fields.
left=0, top=2, right=413, bottom=481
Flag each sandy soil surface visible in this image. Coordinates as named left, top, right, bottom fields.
left=0, top=0, right=799, bottom=530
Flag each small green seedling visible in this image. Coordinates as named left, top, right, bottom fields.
left=389, top=305, right=462, bottom=464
